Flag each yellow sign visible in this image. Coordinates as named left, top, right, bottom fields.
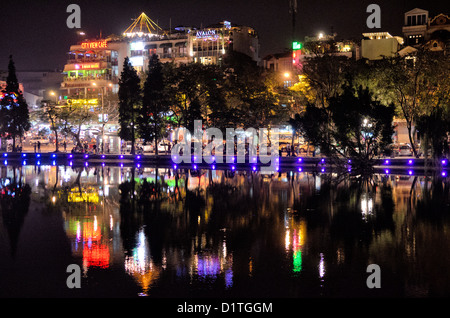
left=68, top=189, right=99, bottom=203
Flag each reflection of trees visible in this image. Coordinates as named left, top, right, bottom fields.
left=0, top=166, right=31, bottom=255
left=416, top=177, right=450, bottom=225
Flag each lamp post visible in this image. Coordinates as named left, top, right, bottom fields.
left=50, top=91, right=57, bottom=104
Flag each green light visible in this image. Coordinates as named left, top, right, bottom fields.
left=292, top=42, right=302, bottom=50
left=293, top=250, right=302, bottom=272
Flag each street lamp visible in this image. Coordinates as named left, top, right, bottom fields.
left=49, top=91, right=57, bottom=104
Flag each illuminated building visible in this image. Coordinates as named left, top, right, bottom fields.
left=402, top=8, right=450, bottom=52
left=61, top=13, right=261, bottom=96
left=361, top=32, right=404, bottom=60
left=58, top=12, right=261, bottom=151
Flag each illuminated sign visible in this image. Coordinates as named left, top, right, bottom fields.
left=74, top=63, right=100, bottom=70
left=130, top=41, right=144, bottom=50
left=195, top=30, right=218, bottom=39
left=130, top=56, right=143, bottom=67
left=292, top=42, right=302, bottom=50
left=81, top=40, right=108, bottom=49
left=67, top=99, right=98, bottom=106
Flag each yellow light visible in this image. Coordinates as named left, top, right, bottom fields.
left=92, top=82, right=97, bottom=86
left=50, top=91, right=55, bottom=96
left=284, top=72, right=290, bottom=78
left=52, top=196, right=56, bottom=203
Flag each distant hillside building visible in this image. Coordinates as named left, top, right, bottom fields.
left=402, top=8, right=450, bottom=53
left=361, top=32, right=404, bottom=60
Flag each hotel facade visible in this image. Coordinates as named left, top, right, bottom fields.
left=58, top=13, right=260, bottom=152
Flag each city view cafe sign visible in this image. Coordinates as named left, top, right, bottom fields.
left=81, top=40, right=108, bottom=49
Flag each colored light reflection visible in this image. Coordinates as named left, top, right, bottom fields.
left=124, top=229, right=160, bottom=296
left=196, top=255, right=221, bottom=278
left=287, top=219, right=306, bottom=274
left=82, top=217, right=110, bottom=269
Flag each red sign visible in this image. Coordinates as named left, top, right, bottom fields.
left=81, top=40, right=108, bottom=49
left=74, top=63, right=100, bottom=70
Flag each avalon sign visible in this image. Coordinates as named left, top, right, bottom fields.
left=195, top=30, right=218, bottom=39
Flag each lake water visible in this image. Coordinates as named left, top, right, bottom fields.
left=0, top=164, right=449, bottom=298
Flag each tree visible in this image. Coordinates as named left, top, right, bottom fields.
left=58, top=102, right=95, bottom=150
left=118, top=57, right=141, bottom=154
left=376, top=49, right=450, bottom=158
left=138, top=54, right=170, bottom=156
left=0, top=56, right=30, bottom=151
left=36, top=100, right=63, bottom=152
left=297, top=83, right=395, bottom=171
left=301, top=54, right=354, bottom=108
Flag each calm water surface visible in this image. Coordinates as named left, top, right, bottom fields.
left=0, top=164, right=449, bottom=298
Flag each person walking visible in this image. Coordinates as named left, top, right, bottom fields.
left=37, top=141, right=41, bottom=152
left=63, top=141, right=67, bottom=152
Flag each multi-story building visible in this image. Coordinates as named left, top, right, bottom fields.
left=58, top=12, right=260, bottom=153
left=361, top=32, right=404, bottom=60
left=402, top=8, right=450, bottom=52
left=60, top=13, right=261, bottom=100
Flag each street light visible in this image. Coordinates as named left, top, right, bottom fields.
left=49, top=91, right=57, bottom=104
left=284, top=72, right=290, bottom=78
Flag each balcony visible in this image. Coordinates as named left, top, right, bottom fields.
left=61, top=76, right=118, bottom=89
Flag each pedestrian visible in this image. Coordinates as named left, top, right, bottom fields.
left=63, top=141, right=67, bottom=152
left=37, top=141, right=41, bottom=152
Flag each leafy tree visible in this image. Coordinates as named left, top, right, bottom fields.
left=138, top=54, right=170, bottom=156
left=301, top=54, right=354, bottom=108
left=58, top=102, right=95, bottom=150
left=297, top=83, right=395, bottom=171
left=118, top=57, right=141, bottom=154
left=0, top=56, right=30, bottom=151
left=376, top=49, right=450, bottom=157
left=36, top=100, right=63, bottom=152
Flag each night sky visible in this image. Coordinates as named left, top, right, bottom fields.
left=0, top=0, right=448, bottom=71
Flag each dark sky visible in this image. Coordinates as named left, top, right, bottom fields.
left=0, top=0, right=448, bottom=71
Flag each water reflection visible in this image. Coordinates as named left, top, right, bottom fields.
left=0, top=164, right=449, bottom=297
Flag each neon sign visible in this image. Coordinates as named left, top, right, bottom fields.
left=74, top=63, right=100, bottom=70
left=292, top=42, right=302, bottom=50
left=81, top=40, right=108, bottom=49
left=195, top=30, right=218, bottom=39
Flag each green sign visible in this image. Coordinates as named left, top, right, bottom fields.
left=292, top=42, right=302, bottom=50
